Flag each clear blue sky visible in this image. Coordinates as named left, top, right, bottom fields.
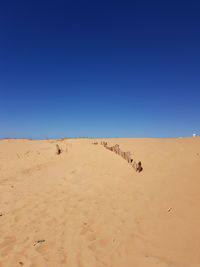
left=0, top=0, right=200, bottom=139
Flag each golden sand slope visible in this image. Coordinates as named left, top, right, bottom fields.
left=0, top=138, right=200, bottom=267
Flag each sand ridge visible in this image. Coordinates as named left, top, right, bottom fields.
left=0, top=138, right=200, bottom=267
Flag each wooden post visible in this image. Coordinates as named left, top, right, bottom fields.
left=132, top=161, right=137, bottom=170
left=137, top=161, right=143, bottom=172
left=114, top=144, right=120, bottom=154
left=56, top=144, right=61, bottom=155
left=126, top=151, right=131, bottom=163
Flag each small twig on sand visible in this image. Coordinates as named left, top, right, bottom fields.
left=33, top=240, right=45, bottom=246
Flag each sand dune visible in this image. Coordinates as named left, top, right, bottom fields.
left=0, top=137, right=200, bottom=267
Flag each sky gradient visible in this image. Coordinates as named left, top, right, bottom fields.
left=0, top=0, right=200, bottom=139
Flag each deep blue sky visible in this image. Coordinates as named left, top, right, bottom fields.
left=0, top=0, right=200, bottom=139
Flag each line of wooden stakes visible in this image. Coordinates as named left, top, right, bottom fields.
left=56, top=141, right=142, bottom=173
left=99, top=141, right=143, bottom=172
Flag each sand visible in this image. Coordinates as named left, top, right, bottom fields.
left=0, top=137, right=200, bottom=267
